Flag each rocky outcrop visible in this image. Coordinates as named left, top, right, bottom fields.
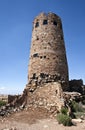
left=69, top=79, right=85, bottom=94
left=63, top=92, right=81, bottom=101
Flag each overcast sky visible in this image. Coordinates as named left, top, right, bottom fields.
left=0, top=0, right=85, bottom=94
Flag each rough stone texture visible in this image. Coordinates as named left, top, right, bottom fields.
left=28, top=12, right=69, bottom=90
left=0, top=82, right=64, bottom=117
left=63, top=91, right=81, bottom=101
left=26, top=82, right=65, bottom=112
left=8, top=95, right=20, bottom=104
left=69, top=79, right=85, bottom=94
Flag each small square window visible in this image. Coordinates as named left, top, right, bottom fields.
left=43, top=20, right=48, bottom=25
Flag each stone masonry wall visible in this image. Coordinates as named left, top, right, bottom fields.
left=28, top=12, right=69, bottom=90
left=26, top=82, right=65, bottom=112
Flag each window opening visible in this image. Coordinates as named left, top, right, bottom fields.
left=53, top=21, right=57, bottom=26
left=33, top=53, right=39, bottom=57
left=35, top=22, right=39, bottom=28
left=43, top=20, right=48, bottom=25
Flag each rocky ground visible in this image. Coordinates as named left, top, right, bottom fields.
left=0, top=107, right=85, bottom=130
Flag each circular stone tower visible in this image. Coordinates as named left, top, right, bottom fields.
left=28, top=12, right=69, bottom=90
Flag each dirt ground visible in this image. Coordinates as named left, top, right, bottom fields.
left=0, top=107, right=85, bottom=130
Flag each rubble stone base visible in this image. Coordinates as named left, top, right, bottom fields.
left=25, top=82, right=65, bottom=112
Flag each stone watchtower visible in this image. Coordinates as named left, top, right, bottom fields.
left=27, top=12, right=69, bottom=91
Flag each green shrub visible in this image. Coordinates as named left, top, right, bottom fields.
left=74, top=111, right=85, bottom=118
left=61, top=107, right=68, bottom=115
left=0, top=100, right=6, bottom=107
left=70, top=101, right=83, bottom=112
left=57, top=114, right=72, bottom=126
